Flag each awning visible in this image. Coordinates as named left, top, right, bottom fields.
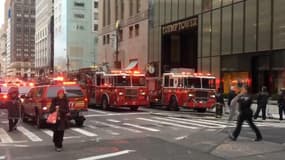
left=124, top=60, right=138, bottom=71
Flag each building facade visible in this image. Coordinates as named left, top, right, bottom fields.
left=98, top=0, right=149, bottom=71
left=6, top=0, right=35, bottom=78
left=0, top=27, right=7, bottom=77
left=35, top=0, right=54, bottom=76
left=54, top=0, right=97, bottom=72
left=149, top=0, right=285, bottom=94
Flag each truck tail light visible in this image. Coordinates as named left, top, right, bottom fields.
left=3, top=95, right=8, bottom=99
left=118, top=91, right=124, bottom=96
left=84, top=98, right=88, bottom=102
left=42, top=106, right=48, bottom=111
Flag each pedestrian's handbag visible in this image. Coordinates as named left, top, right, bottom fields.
left=46, top=111, right=58, bottom=124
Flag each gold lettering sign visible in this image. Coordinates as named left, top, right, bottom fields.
left=162, top=17, right=198, bottom=35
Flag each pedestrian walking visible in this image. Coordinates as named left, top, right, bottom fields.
left=278, top=89, right=285, bottom=120
left=254, top=86, right=269, bottom=120
left=5, top=87, right=22, bottom=132
left=229, top=85, right=263, bottom=141
left=49, top=89, right=70, bottom=152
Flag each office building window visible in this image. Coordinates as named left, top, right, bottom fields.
left=94, top=1, right=98, bottom=8
left=221, top=6, right=232, bottom=55
left=202, top=12, right=211, bottom=57
left=74, top=14, right=85, bottom=19
left=273, top=0, right=285, bottom=49
left=223, top=0, right=232, bottom=6
left=115, top=0, right=118, bottom=20
left=94, top=12, right=98, bottom=20
left=107, top=0, right=111, bottom=25
left=202, top=0, right=212, bottom=11
left=107, top=34, right=110, bottom=44
left=232, top=2, right=243, bottom=53
left=194, top=0, right=201, bottom=15
left=245, top=0, right=257, bottom=52
left=258, top=0, right=271, bottom=51
left=130, top=0, right=134, bottom=17
left=135, top=24, right=139, bottom=36
left=74, top=2, right=85, bottom=7
left=212, top=0, right=221, bottom=9
left=136, top=0, right=141, bottom=13
left=119, top=29, right=123, bottom=41
left=103, top=36, right=106, bottom=45
left=129, top=26, right=133, bottom=38
left=94, top=24, right=98, bottom=31
left=120, top=0, right=124, bottom=19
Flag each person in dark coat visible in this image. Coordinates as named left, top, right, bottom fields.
left=215, top=88, right=225, bottom=117
left=227, top=86, right=237, bottom=114
left=5, top=87, right=22, bottom=132
left=254, top=86, right=269, bottom=120
left=278, top=89, right=285, bottom=120
left=229, top=85, right=262, bottom=141
left=49, top=89, right=70, bottom=152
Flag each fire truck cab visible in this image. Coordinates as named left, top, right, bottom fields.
left=88, top=71, right=148, bottom=111
left=149, top=68, right=216, bottom=112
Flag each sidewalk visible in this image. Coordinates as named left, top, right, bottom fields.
left=181, top=128, right=285, bottom=160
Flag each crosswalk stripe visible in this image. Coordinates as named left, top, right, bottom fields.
left=107, top=119, right=121, bottom=123
left=158, top=117, right=224, bottom=128
left=91, top=120, right=142, bottom=133
left=17, top=126, right=42, bottom=142
left=41, top=129, right=53, bottom=137
left=137, top=118, right=198, bottom=129
left=197, top=119, right=230, bottom=125
left=165, top=117, right=227, bottom=128
left=71, top=128, right=97, bottom=137
left=85, top=125, right=120, bottom=136
left=123, top=123, right=160, bottom=132
left=88, top=109, right=108, bottom=114
left=0, top=128, right=13, bottom=143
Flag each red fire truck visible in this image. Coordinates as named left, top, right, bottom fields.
left=148, top=68, right=216, bottom=112
left=87, top=70, right=148, bottom=111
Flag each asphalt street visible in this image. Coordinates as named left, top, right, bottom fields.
left=0, top=107, right=285, bottom=160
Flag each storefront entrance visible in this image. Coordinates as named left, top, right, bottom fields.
left=161, top=17, right=198, bottom=73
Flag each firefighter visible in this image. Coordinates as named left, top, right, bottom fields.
left=228, top=86, right=237, bottom=113
left=5, top=87, right=22, bottom=132
left=215, top=88, right=224, bottom=117
left=254, top=86, right=269, bottom=120
left=278, top=89, right=285, bottom=120
left=229, top=85, right=262, bottom=141
left=49, top=89, right=70, bottom=152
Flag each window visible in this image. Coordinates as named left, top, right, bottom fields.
left=245, top=0, right=257, bottom=52
left=135, top=24, right=139, bottom=36
left=194, top=0, right=201, bottom=15
left=94, top=12, right=98, bottom=20
left=120, top=0, right=124, bottom=19
left=107, top=34, right=110, bottom=44
left=202, top=12, right=211, bottom=57
left=221, top=6, right=232, bottom=55
left=129, top=0, right=133, bottom=16
left=129, top=26, right=133, bottom=38
left=94, top=1, right=98, bottom=8
left=74, top=14, right=85, bottom=19
left=115, top=0, right=118, bottom=20
left=223, top=0, right=232, bottom=6
left=232, top=3, right=243, bottom=53
left=119, top=29, right=123, bottom=41
left=211, top=9, right=221, bottom=56
left=93, top=24, right=98, bottom=31
left=136, top=0, right=141, bottom=13
left=202, top=0, right=212, bottom=11
left=74, top=2, right=85, bottom=7
left=273, top=0, right=285, bottom=49
left=212, top=0, right=221, bottom=9
left=258, top=0, right=271, bottom=51
left=103, top=35, right=106, bottom=45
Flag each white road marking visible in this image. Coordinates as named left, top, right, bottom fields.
left=78, top=150, right=136, bottom=160
left=107, top=119, right=121, bottom=123
left=88, top=109, right=108, bottom=114
left=1, top=121, right=8, bottom=124
left=41, top=129, right=81, bottom=139
left=175, top=136, right=188, bottom=140
left=0, top=128, right=13, bottom=143
left=85, top=112, right=149, bottom=118
left=85, top=125, right=120, bottom=136
left=0, top=156, right=5, bottom=160
left=123, top=123, right=160, bottom=132
left=91, top=120, right=142, bottom=133
left=164, top=117, right=226, bottom=128
left=17, top=126, right=42, bottom=142
left=137, top=118, right=198, bottom=129
left=71, top=128, right=97, bottom=137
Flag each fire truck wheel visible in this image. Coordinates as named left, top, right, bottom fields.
left=130, top=106, right=139, bottom=111
left=102, top=96, right=109, bottom=110
left=168, top=96, right=179, bottom=111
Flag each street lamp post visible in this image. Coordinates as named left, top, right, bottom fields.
left=65, top=48, right=70, bottom=77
